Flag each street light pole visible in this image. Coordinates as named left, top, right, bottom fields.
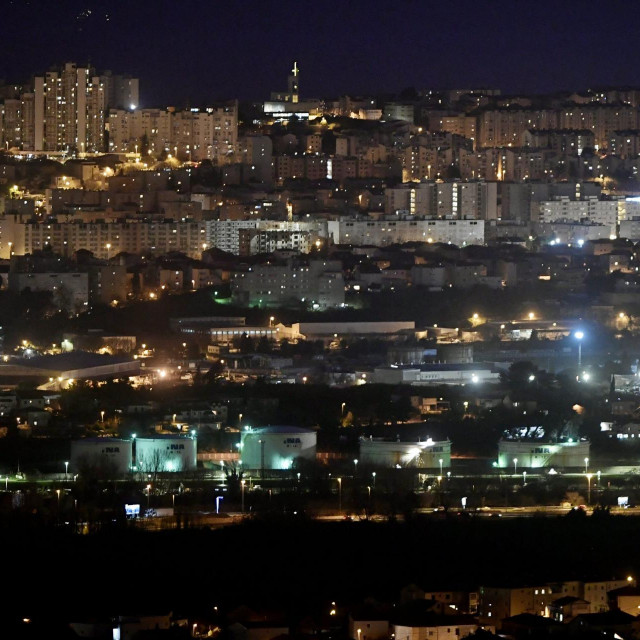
left=353, top=459, right=358, bottom=477
left=584, top=457, right=589, bottom=474
left=241, top=479, right=246, bottom=513
left=439, top=458, right=443, bottom=475
left=575, top=331, right=584, bottom=368
left=372, top=471, right=376, bottom=488
left=586, top=473, right=593, bottom=505
left=64, top=461, right=69, bottom=481
left=514, top=458, right=518, bottom=476
left=337, top=477, right=342, bottom=514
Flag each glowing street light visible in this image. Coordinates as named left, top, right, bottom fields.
left=584, top=457, right=589, bottom=473
left=513, top=458, right=518, bottom=475
left=353, top=459, right=358, bottom=476
left=439, top=458, right=443, bottom=475
left=337, top=477, right=342, bottom=514
left=64, top=461, right=69, bottom=481
left=586, top=473, right=593, bottom=505
left=241, top=479, right=246, bottom=513
left=372, top=471, right=376, bottom=488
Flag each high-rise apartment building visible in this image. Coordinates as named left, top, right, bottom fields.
left=0, top=62, right=139, bottom=153
left=107, top=102, right=237, bottom=163
left=385, top=180, right=498, bottom=220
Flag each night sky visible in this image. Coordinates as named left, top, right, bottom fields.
left=2, top=0, right=640, bottom=107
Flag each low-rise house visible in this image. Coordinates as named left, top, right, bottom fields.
left=548, top=596, right=590, bottom=622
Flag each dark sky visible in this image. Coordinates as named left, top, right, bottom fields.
left=2, top=0, right=640, bottom=107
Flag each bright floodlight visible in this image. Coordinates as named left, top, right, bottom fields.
left=574, top=331, right=584, bottom=340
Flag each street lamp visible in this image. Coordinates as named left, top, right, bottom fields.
left=586, top=473, right=593, bottom=505
left=522, top=470, right=527, bottom=485
left=439, top=458, right=443, bottom=475
left=372, top=471, right=376, bottom=487
left=337, top=477, right=342, bottom=514
left=241, top=479, right=246, bottom=513
left=64, top=461, right=69, bottom=481
left=146, top=484, right=151, bottom=510
left=574, top=331, right=584, bottom=368
left=100, top=410, right=105, bottom=423
left=353, top=459, right=358, bottom=476
left=513, top=458, right=518, bottom=475
left=584, top=457, right=589, bottom=473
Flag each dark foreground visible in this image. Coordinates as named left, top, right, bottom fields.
left=4, top=514, right=635, bottom=623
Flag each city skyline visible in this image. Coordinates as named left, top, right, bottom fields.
left=4, top=1, right=640, bottom=106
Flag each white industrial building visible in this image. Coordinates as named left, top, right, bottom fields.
left=497, top=439, right=590, bottom=469
left=71, top=438, right=132, bottom=475
left=372, top=364, right=499, bottom=386
left=327, top=217, right=485, bottom=247
left=359, top=437, right=451, bottom=469
left=135, top=435, right=197, bottom=472
left=240, top=425, right=317, bottom=470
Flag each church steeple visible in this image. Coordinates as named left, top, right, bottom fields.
left=287, top=61, right=299, bottom=103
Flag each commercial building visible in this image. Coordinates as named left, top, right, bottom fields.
left=359, top=437, right=451, bottom=469
left=372, top=364, right=500, bottom=386
left=496, top=439, right=590, bottom=469
left=0, top=352, right=141, bottom=385
left=240, top=425, right=317, bottom=470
